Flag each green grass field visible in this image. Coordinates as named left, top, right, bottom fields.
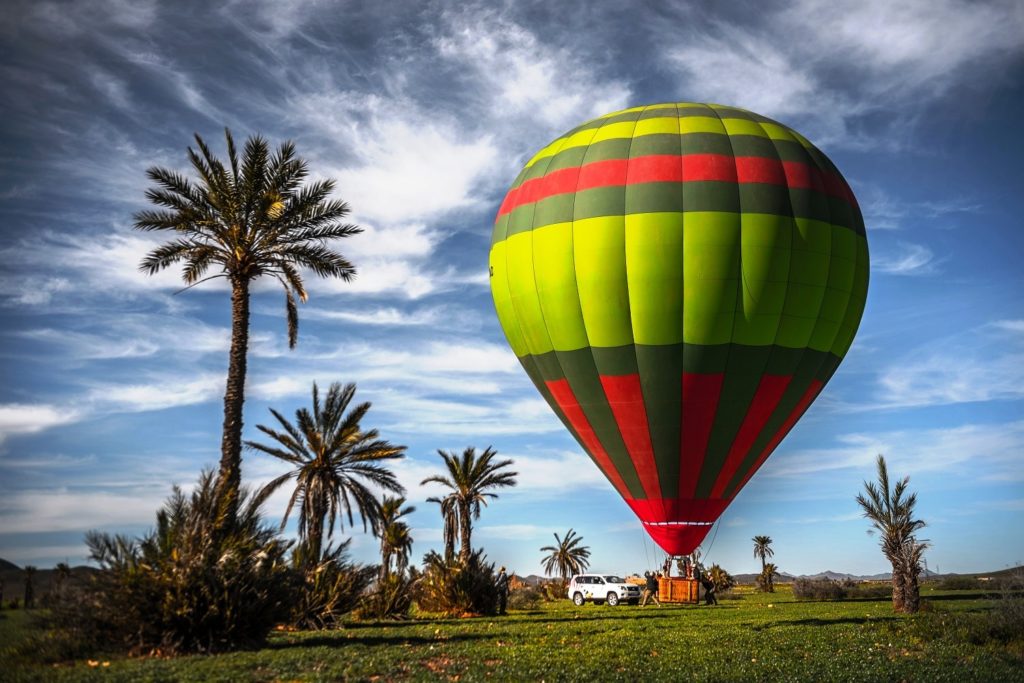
left=3, top=586, right=1022, bottom=682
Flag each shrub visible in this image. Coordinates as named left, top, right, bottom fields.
left=507, top=586, right=544, bottom=610
left=51, top=471, right=296, bottom=656
left=708, top=564, right=736, bottom=592
left=414, top=550, right=497, bottom=616
left=356, top=572, right=417, bottom=620
left=935, top=575, right=981, bottom=591
left=793, top=578, right=847, bottom=601
left=290, top=541, right=376, bottom=629
left=541, top=581, right=566, bottom=602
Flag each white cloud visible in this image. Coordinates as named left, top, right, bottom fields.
left=767, top=420, right=1024, bottom=482
left=302, top=306, right=442, bottom=327
left=435, top=8, right=631, bottom=130
left=873, top=242, right=938, bottom=276
left=0, top=404, right=81, bottom=444
left=664, top=0, right=1024, bottom=148
left=88, top=374, right=224, bottom=412
left=858, top=184, right=982, bottom=231
left=0, top=487, right=163, bottom=533
left=296, top=92, right=498, bottom=226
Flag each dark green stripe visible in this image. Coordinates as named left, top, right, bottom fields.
left=720, top=348, right=823, bottom=499
left=555, top=349, right=646, bottom=499
left=524, top=344, right=838, bottom=382
left=636, top=344, right=684, bottom=499
left=694, top=345, right=773, bottom=498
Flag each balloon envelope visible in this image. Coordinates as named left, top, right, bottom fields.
left=489, top=103, right=869, bottom=555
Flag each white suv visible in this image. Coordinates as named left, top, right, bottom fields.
left=567, top=574, right=641, bottom=606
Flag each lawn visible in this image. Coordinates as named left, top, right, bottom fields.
left=3, top=586, right=1022, bottom=682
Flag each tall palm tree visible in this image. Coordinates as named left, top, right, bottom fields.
left=421, top=447, right=517, bottom=566
left=379, top=496, right=416, bottom=580
left=855, top=454, right=928, bottom=613
left=540, top=529, right=591, bottom=583
left=135, top=130, right=362, bottom=522
left=752, top=535, right=774, bottom=575
left=246, top=382, right=405, bottom=566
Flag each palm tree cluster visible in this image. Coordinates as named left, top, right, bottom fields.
left=421, top=447, right=518, bottom=565
left=856, top=454, right=928, bottom=613
left=58, top=130, right=527, bottom=650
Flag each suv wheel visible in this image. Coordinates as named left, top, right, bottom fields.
left=607, top=592, right=619, bottom=606
left=572, top=592, right=585, bottom=606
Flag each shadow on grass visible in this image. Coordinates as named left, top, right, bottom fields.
left=751, top=615, right=901, bottom=631
left=268, top=632, right=493, bottom=649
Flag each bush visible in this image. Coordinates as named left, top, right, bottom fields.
left=541, top=581, right=566, bottom=602
left=290, top=541, right=376, bottom=629
left=356, top=572, right=417, bottom=620
left=507, top=586, right=544, bottom=611
left=707, top=564, right=736, bottom=592
left=935, top=575, right=981, bottom=591
left=793, top=578, right=847, bottom=601
left=414, top=550, right=497, bottom=616
left=50, top=472, right=296, bottom=656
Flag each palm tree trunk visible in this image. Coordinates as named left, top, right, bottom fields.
left=307, top=513, right=324, bottom=568
left=891, top=565, right=906, bottom=612
left=458, top=502, right=472, bottom=566
left=215, top=276, right=250, bottom=524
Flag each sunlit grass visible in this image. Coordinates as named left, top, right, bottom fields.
left=4, top=587, right=1021, bottom=682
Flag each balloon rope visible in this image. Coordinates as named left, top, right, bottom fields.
left=640, top=521, right=653, bottom=571
left=702, top=518, right=722, bottom=564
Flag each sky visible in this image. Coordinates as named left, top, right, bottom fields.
left=1, top=0, right=1022, bottom=578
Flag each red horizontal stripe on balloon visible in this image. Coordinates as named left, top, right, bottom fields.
left=496, top=153, right=858, bottom=217
left=731, top=379, right=824, bottom=496
left=600, top=374, right=661, bottom=500
left=735, top=156, right=786, bottom=185
left=545, top=378, right=630, bottom=498
left=678, top=373, right=724, bottom=499
left=710, top=374, right=792, bottom=499
left=626, top=497, right=728, bottom=524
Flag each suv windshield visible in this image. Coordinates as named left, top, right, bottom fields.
left=603, top=575, right=625, bottom=583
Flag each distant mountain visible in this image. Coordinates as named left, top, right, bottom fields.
left=0, top=558, right=20, bottom=571
left=733, top=568, right=945, bottom=584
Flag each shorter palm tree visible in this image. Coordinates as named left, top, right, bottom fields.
left=421, top=447, right=517, bottom=565
left=855, top=454, right=928, bottom=613
left=247, top=382, right=406, bottom=566
left=758, top=562, right=779, bottom=593
left=379, top=496, right=416, bottom=580
left=540, top=529, right=591, bottom=583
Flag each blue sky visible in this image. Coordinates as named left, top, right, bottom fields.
left=1, top=0, right=1022, bottom=578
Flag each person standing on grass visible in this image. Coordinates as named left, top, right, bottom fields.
left=495, top=566, right=510, bottom=615
left=641, top=571, right=661, bottom=606
left=701, top=571, right=717, bottom=605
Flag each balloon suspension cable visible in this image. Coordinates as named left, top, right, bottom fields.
left=640, top=520, right=653, bottom=572
left=701, top=518, right=722, bottom=566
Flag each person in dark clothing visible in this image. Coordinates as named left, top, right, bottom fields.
left=701, top=573, right=717, bottom=605
left=641, top=571, right=661, bottom=606
left=495, top=566, right=510, bottom=615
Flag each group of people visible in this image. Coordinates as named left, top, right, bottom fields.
left=641, top=566, right=718, bottom=606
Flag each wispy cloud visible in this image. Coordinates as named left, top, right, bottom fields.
left=873, top=242, right=939, bottom=276
left=0, top=404, right=82, bottom=445
left=768, top=420, right=1024, bottom=482
left=663, top=0, right=1024, bottom=147
left=435, top=6, right=631, bottom=131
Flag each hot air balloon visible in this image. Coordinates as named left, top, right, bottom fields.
left=489, top=103, right=868, bottom=556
